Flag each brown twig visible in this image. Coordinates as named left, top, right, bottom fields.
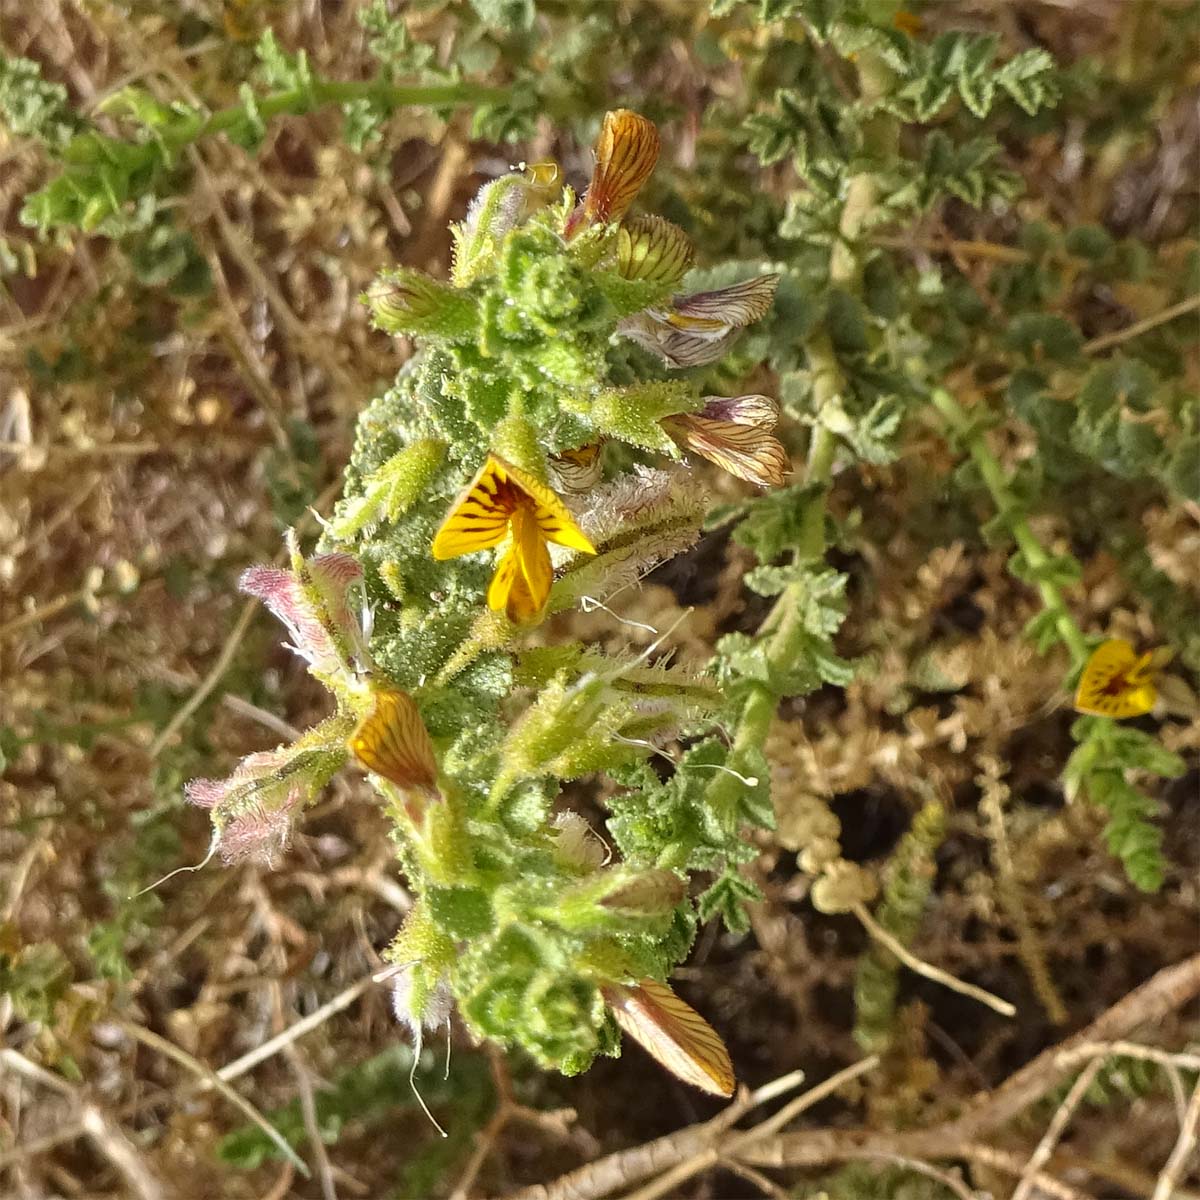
left=1011, top=1058, right=1105, bottom=1200
left=1153, top=1072, right=1200, bottom=1200
left=1082, top=292, right=1200, bottom=355
left=508, top=955, right=1200, bottom=1200
left=962, top=1145, right=1095, bottom=1200
left=147, top=596, right=260, bottom=759
left=857, top=1152, right=979, bottom=1200
left=502, top=1070, right=806, bottom=1200
left=852, top=902, right=1017, bottom=1018
left=116, top=1020, right=309, bottom=1177
left=78, top=1105, right=170, bottom=1200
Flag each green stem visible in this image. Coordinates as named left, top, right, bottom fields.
left=930, top=387, right=1089, bottom=665
left=706, top=54, right=898, bottom=833
left=164, top=79, right=508, bottom=149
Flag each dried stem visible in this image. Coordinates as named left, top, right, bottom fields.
left=116, top=1020, right=309, bottom=1177
left=1083, top=292, right=1200, bottom=355
left=79, top=1106, right=168, bottom=1200
left=1152, top=1072, right=1200, bottom=1200
left=507, top=955, right=1200, bottom=1200
left=852, top=902, right=1017, bottom=1018
left=1011, top=1058, right=1105, bottom=1200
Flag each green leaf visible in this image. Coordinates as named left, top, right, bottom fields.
left=1162, top=435, right=1200, bottom=503
left=469, top=0, right=536, bottom=32
left=0, top=942, right=72, bottom=1025
left=1064, top=224, right=1115, bottom=262
left=1006, top=313, right=1084, bottom=363
left=427, top=887, right=496, bottom=940
left=731, top=482, right=823, bottom=561
left=255, top=30, right=315, bottom=93
left=955, top=33, right=998, bottom=117
left=0, top=53, right=83, bottom=148
left=996, top=47, right=1060, bottom=115
left=697, top=866, right=764, bottom=934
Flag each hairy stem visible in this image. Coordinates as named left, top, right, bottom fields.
left=163, top=79, right=508, bottom=150
left=929, top=387, right=1089, bottom=665
left=705, top=54, right=895, bottom=834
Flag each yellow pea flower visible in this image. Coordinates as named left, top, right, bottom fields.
left=1074, top=638, right=1173, bottom=719
left=431, top=454, right=596, bottom=624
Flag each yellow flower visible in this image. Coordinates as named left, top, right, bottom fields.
left=349, top=689, right=438, bottom=793
left=431, top=454, right=596, bottom=624
left=349, top=689, right=440, bottom=823
left=1074, top=638, right=1173, bottom=719
left=566, top=109, right=660, bottom=236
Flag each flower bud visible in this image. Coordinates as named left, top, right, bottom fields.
left=240, top=534, right=367, bottom=681
left=598, top=869, right=686, bottom=915
left=365, top=268, right=477, bottom=340
left=186, top=727, right=347, bottom=865
left=566, top=109, right=660, bottom=237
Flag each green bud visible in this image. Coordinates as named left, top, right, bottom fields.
left=366, top=268, right=478, bottom=340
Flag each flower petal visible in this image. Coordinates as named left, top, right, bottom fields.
left=603, top=978, right=734, bottom=1097
left=349, top=689, right=439, bottom=793
left=600, top=870, right=686, bottom=915
left=491, top=456, right=597, bottom=555
left=642, top=322, right=739, bottom=368
left=185, top=777, right=230, bottom=810
left=513, top=505, right=554, bottom=615
left=698, top=394, right=779, bottom=429
left=581, top=109, right=660, bottom=228
left=488, top=506, right=553, bottom=624
left=665, top=273, right=780, bottom=331
left=486, top=542, right=521, bottom=616
left=523, top=160, right=560, bottom=189
left=217, top=788, right=303, bottom=865
left=618, top=215, right=694, bottom=285
left=550, top=441, right=604, bottom=493
left=665, top=414, right=790, bottom=488
left=240, top=564, right=333, bottom=667
left=431, top=456, right=518, bottom=560
left=1075, top=638, right=1159, bottom=718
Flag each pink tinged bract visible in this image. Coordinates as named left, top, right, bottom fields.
left=215, top=787, right=304, bottom=866
left=239, top=549, right=364, bottom=674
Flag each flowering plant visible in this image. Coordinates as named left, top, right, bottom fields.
left=189, top=111, right=787, bottom=1090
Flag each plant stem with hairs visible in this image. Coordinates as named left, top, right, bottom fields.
left=929, top=387, right=1089, bottom=665
left=705, top=51, right=896, bottom=842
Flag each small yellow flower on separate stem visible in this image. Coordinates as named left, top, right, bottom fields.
left=566, top=109, right=660, bottom=237
left=431, top=454, right=596, bottom=624
left=602, top=978, right=735, bottom=1097
left=1074, top=638, right=1172, bottom=718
